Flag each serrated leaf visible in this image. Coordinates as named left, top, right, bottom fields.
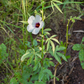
left=43, top=69, right=52, bottom=76
left=50, top=40, right=55, bottom=53
left=39, top=69, right=44, bottom=81
left=57, top=52, right=67, bottom=61
left=51, top=38, right=60, bottom=44
left=72, top=44, right=81, bottom=51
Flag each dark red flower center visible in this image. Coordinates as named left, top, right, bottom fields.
left=35, top=23, right=40, bottom=28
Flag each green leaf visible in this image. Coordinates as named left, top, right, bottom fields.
left=53, top=2, right=63, bottom=14
left=47, top=41, right=50, bottom=51
left=60, top=41, right=66, bottom=47
left=30, top=74, right=38, bottom=81
left=72, top=44, right=82, bottom=51
left=0, top=43, right=8, bottom=64
left=20, top=21, right=28, bottom=24
left=39, top=69, right=44, bottom=81
left=27, top=82, right=33, bottom=84
left=82, top=37, right=84, bottom=42
left=56, top=77, right=59, bottom=81
left=26, top=42, right=31, bottom=47
left=33, top=39, right=38, bottom=46
left=27, top=55, right=34, bottom=65
left=33, top=63, right=39, bottom=71
left=44, top=28, right=51, bottom=32
left=15, top=72, right=21, bottom=79
left=52, top=0, right=62, bottom=4
left=50, top=40, right=55, bottom=53
left=79, top=49, right=84, bottom=69
left=57, top=52, right=67, bottom=61
left=49, top=61, right=54, bottom=66
left=50, top=35, right=57, bottom=39
left=51, top=38, right=60, bottom=44
left=44, top=32, right=50, bottom=35
left=35, top=53, right=42, bottom=58
left=46, top=38, right=50, bottom=43
left=79, top=49, right=84, bottom=62
left=54, top=54, right=61, bottom=64
left=21, top=52, right=33, bottom=62
left=10, top=77, right=18, bottom=84
left=66, top=55, right=71, bottom=59
left=49, top=47, right=54, bottom=56
left=43, top=69, right=52, bottom=77
left=35, top=81, right=46, bottom=84
left=33, top=56, right=40, bottom=71
left=34, top=56, right=38, bottom=64
left=56, top=45, right=66, bottom=51
left=81, top=62, right=84, bottom=69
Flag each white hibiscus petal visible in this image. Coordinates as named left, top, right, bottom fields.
left=31, top=20, right=36, bottom=27
left=28, top=16, right=35, bottom=24
left=35, top=15, right=42, bottom=22
left=39, top=21, right=44, bottom=29
left=32, top=28, right=40, bottom=35
left=27, top=25, right=35, bottom=32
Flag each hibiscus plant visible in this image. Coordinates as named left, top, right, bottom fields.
left=19, top=14, right=67, bottom=84
left=10, top=0, right=67, bottom=84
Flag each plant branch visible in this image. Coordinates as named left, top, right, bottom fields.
left=53, top=62, right=59, bottom=84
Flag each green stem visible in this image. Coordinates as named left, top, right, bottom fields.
left=65, top=19, right=70, bottom=55
left=29, top=33, right=33, bottom=47
left=41, top=0, right=44, bottom=59
left=66, top=19, right=70, bottom=47
left=45, top=11, right=54, bottom=20
left=54, top=62, right=59, bottom=84
left=70, top=22, right=74, bottom=29
left=3, top=62, right=13, bottom=75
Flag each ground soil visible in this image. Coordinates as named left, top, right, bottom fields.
left=66, top=18, right=84, bottom=84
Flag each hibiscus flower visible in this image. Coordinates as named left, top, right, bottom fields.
left=27, top=15, right=44, bottom=35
